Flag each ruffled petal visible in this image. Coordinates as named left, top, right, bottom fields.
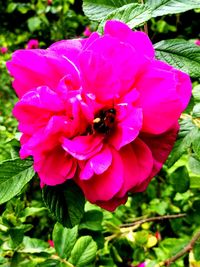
left=110, top=104, right=142, bottom=150
left=6, top=49, right=80, bottom=98
left=136, top=60, right=184, bottom=134
left=34, top=147, right=77, bottom=185
left=80, top=145, right=112, bottom=180
left=62, top=134, right=104, bottom=160
left=117, top=138, right=153, bottom=197
left=76, top=147, right=124, bottom=202
left=140, top=123, right=179, bottom=180
left=104, top=20, right=155, bottom=58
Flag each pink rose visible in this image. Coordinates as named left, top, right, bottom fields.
left=137, top=263, right=146, bottom=267
left=6, top=20, right=191, bottom=211
left=83, top=26, right=92, bottom=37
left=0, top=47, right=8, bottom=54
left=26, top=39, right=39, bottom=49
left=195, top=39, right=200, bottom=46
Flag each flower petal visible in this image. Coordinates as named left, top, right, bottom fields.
left=136, top=60, right=184, bottom=134
left=62, top=134, right=104, bottom=160
left=76, top=147, right=123, bottom=202
left=80, top=145, right=113, bottom=180
left=6, top=49, right=80, bottom=98
left=117, top=139, right=154, bottom=197
left=110, top=104, right=142, bottom=150
left=104, top=20, right=155, bottom=58
left=34, top=147, right=77, bottom=186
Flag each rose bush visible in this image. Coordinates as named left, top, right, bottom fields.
left=6, top=20, right=191, bottom=211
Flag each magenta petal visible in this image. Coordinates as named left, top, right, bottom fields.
left=140, top=123, right=179, bottom=179
left=6, top=49, right=80, bottom=98
left=117, top=139, right=153, bottom=198
left=173, top=69, right=192, bottom=110
left=95, top=195, right=128, bottom=212
left=136, top=60, right=183, bottom=134
left=110, top=105, right=142, bottom=150
left=77, top=147, right=123, bottom=202
left=104, top=20, right=155, bottom=58
left=49, top=38, right=86, bottom=66
left=34, top=147, right=77, bottom=186
left=62, top=135, right=104, bottom=160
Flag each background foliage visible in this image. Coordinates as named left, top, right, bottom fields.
left=0, top=0, right=200, bottom=266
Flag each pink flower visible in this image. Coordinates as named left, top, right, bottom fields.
left=137, top=263, right=146, bottom=267
left=6, top=20, right=192, bottom=211
left=195, top=39, right=200, bottom=46
left=48, top=240, right=54, bottom=247
left=0, top=47, right=8, bottom=54
left=47, top=0, right=52, bottom=5
left=83, top=26, right=92, bottom=37
left=26, top=39, right=39, bottom=49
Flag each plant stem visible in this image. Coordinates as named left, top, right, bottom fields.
left=140, top=0, right=149, bottom=34
left=120, top=213, right=186, bottom=228
left=159, top=230, right=200, bottom=266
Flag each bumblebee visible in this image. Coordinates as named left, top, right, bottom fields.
left=93, top=108, right=116, bottom=134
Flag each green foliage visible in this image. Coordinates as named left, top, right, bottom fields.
left=0, top=158, right=35, bottom=204
left=42, top=181, right=85, bottom=228
left=1, top=0, right=200, bottom=266
left=154, top=39, right=200, bottom=78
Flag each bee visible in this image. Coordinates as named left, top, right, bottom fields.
left=93, top=108, right=116, bottom=134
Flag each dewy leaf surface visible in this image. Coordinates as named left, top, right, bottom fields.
left=83, top=0, right=134, bottom=20
left=146, top=0, right=200, bottom=17
left=0, top=158, right=35, bottom=204
left=154, top=39, right=200, bottom=78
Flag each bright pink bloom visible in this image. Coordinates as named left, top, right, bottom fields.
left=0, top=47, right=8, bottom=54
left=48, top=240, right=54, bottom=247
left=26, top=39, right=39, bottom=49
left=195, top=40, right=200, bottom=46
left=83, top=26, right=92, bottom=37
left=6, top=20, right=192, bottom=211
left=137, top=263, right=146, bottom=267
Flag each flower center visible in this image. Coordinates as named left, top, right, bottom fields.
left=93, top=108, right=116, bottom=134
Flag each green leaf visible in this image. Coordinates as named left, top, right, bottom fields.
left=146, top=0, right=200, bottom=17
left=53, top=222, right=78, bottom=259
left=170, top=166, right=190, bottom=193
left=190, top=175, right=200, bottom=189
left=98, top=3, right=152, bottom=33
left=192, top=84, right=200, bottom=102
left=7, top=3, right=18, bottom=13
left=194, top=241, right=200, bottom=261
left=42, top=180, right=85, bottom=228
left=192, top=103, right=200, bottom=118
left=167, top=121, right=198, bottom=167
left=154, top=39, right=200, bottom=78
left=0, top=158, right=35, bottom=205
left=19, top=236, right=49, bottom=254
left=192, top=130, right=200, bottom=160
left=82, top=0, right=134, bottom=21
left=37, top=260, right=60, bottom=267
left=69, top=236, right=97, bottom=267
left=27, top=16, right=42, bottom=32
left=79, top=210, right=103, bottom=231
left=189, top=156, right=200, bottom=175
left=135, top=230, right=149, bottom=246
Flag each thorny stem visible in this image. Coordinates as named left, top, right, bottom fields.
left=159, top=230, right=200, bottom=266
left=120, top=213, right=186, bottom=228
